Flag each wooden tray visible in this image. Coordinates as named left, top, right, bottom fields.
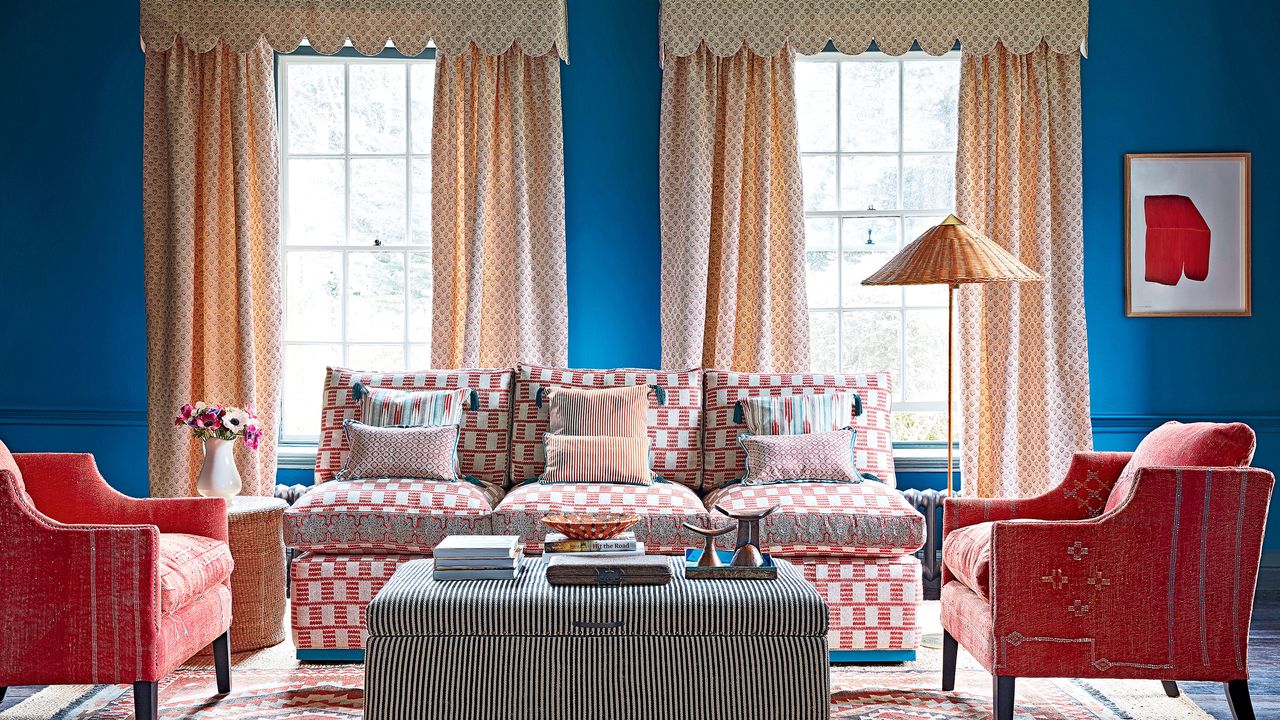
left=683, top=549, right=778, bottom=580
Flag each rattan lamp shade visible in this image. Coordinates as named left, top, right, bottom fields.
left=862, top=215, right=1042, bottom=286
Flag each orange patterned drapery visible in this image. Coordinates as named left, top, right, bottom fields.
left=142, top=37, right=282, bottom=497
left=955, top=42, right=1093, bottom=498
left=430, top=45, right=569, bottom=369
left=658, top=45, right=810, bottom=372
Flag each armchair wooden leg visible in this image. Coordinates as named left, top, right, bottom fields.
left=942, top=630, right=958, bottom=691
left=993, top=675, right=1015, bottom=720
left=133, top=680, right=158, bottom=720
left=1225, top=679, right=1255, bottom=720
left=1162, top=680, right=1180, bottom=698
left=0, top=686, right=7, bottom=703
left=213, top=630, right=232, bottom=695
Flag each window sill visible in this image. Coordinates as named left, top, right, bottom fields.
left=277, top=443, right=319, bottom=471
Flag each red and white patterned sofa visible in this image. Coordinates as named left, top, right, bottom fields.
left=284, top=364, right=925, bottom=661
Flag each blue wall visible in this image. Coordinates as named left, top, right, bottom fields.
left=1, top=1, right=1276, bottom=545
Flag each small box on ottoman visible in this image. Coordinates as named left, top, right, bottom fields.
left=364, top=557, right=829, bottom=720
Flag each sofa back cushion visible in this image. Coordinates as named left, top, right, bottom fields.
left=1104, top=421, right=1257, bottom=513
left=511, top=365, right=703, bottom=488
left=315, top=366, right=514, bottom=486
left=703, top=370, right=896, bottom=490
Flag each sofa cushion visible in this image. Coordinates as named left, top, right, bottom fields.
left=704, top=481, right=924, bottom=557
left=541, top=434, right=653, bottom=486
left=545, top=384, right=652, bottom=437
left=315, top=367, right=514, bottom=487
left=511, top=365, right=703, bottom=488
left=703, top=370, right=896, bottom=490
left=283, top=478, right=500, bottom=553
left=492, top=481, right=708, bottom=554
left=739, top=428, right=861, bottom=485
left=0, top=438, right=34, bottom=508
left=942, top=521, right=993, bottom=600
left=1104, top=421, right=1257, bottom=513
left=158, top=533, right=234, bottom=614
left=339, top=422, right=462, bottom=482
left=354, top=384, right=470, bottom=427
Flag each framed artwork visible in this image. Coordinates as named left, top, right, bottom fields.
left=1125, top=153, right=1251, bottom=317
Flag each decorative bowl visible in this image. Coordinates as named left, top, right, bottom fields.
left=541, top=512, right=641, bottom=540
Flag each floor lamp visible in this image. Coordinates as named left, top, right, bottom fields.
left=862, top=215, right=1042, bottom=496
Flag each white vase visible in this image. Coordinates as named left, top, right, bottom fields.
left=196, top=437, right=242, bottom=499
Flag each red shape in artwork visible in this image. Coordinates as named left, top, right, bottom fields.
left=1144, top=195, right=1211, bottom=286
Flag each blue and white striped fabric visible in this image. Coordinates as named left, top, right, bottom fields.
left=353, top=383, right=470, bottom=428
left=740, top=391, right=855, bottom=435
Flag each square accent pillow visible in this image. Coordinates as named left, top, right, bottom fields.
left=354, top=384, right=472, bottom=428
left=738, top=427, right=862, bottom=486
left=740, top=392, right=856, bottom=435
left=540, top=434, right=653, bottom=486
left=543, top=384, right=652, bottom=438
left=339, top=421, right=462, bottom=482
left=1103, top=421, right=1257, bottom=513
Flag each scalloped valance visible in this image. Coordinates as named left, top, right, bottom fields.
left=660, top=0, right=1088, bottom=59
left=140, top=0, right=570, bottom=59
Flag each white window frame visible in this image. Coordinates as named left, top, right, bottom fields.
left=277, top=53, right=436, bottom=446
left=798, top=50, right=960, bottom=447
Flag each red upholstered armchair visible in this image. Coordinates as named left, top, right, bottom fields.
left=941, top=423, right=1273, bottom=720
left=0, top=448, right=234, bottom=720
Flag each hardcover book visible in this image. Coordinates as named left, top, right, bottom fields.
left=434, top=535, right=522, bottom=560
left=543, top=532, right=637, bottom=553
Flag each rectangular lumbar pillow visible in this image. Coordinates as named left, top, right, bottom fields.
left=738, top=427, right=862, bottom=485
left=353, top=383, right=473, bottom=428
left=540, top=434, right=653, bottom=486
left=542, top=384, right=653, bottom=438
left=739, top=391, right=856, bottom=435
left=339, top=420, right=461, bottom=482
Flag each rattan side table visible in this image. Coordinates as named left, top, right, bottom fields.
left=223, top=496, right=288, bottom=651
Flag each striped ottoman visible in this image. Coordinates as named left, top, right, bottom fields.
left=365, top=557, right=829, bottom=720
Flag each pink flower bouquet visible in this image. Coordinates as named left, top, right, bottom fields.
left=176, top=402, right=264, bottom=450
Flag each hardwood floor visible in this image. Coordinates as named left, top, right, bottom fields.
left=1, top=568, right=1276, bottom=717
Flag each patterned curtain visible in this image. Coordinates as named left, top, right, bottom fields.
left=955, top=42, right=1093, bottom=498
left=430, top=45, right=568, bottom=368
left=142, top=37, right=282, bottom=497
left=658, top=45, right=809, bottom=372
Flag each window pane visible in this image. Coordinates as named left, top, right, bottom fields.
left=409, top=158, right=432, bottom=246
left=903, top=60, right=960, bottom=152
left=282, top=343, right=342, bottom=438
left=904, top=284, right=948, bottom=307
left=347, top=252, right=405, bottom=341
left=286, top=64, right=344, bottom=154
left=348, top=344, right=406, bottom=372
left=349, top=63, right=406, bottom=154
left=903, top=214, right=946, bottom=244
left=795, top=62, right=837, bottom=152
left=840, top=61, right=899, bottom=152
left=410, top=62, right=435, bottom=155
left=350, top=159, right=407, bottom=246
left=408, top=251, right=432, bottom=343
left=840, top=155, right=898, bottom=211
left=409, top=344, right=431, bottom=368
left=892, top=411, right=949, bottom=443
left=841, top=217, right=899, bottom=308
left=902, top=154, right=955, bottom=210
left=287, top=159, right=345, bottom=246
left=841, top=310, right=900, bottom=381
left=809, top=311, right=839, bottom=373
left=804, top=218, right=838, bottom=308
left=904, top=308, right=948, bottom=402
left=801, top=155, right=838, bottom=211
left=285, top=251, right=342, bottom=341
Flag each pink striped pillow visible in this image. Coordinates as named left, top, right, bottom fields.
left=544, top=385, right=651, bottom=437
left=540, top=434, right=653, bottom=486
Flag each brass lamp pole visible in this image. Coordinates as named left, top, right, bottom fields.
left=861, top=215, right=1042, bottom=496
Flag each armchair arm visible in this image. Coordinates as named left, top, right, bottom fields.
left=986, top=465, right=1274, bottom=681
left=15, top=453, right=228, bottom=542
left=0, top=470, right=164, bottom=685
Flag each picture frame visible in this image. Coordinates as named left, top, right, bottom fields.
left=1124, top=152, right=1251, bottom=317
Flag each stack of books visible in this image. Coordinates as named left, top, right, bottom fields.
left=543, top=531, right=645, bottom=557
left=433, top=535, right=524, bottom=580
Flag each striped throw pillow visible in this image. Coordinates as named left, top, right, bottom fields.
left=354, top=384, right=470, bottom=428
left=338, top=421, right=461, bottom=482
left=739, top=427, right=861, bottom=485
left=540, top=434, right=653, bottom=486
left=544, top=384, right=651, bottom=437
left=740, top=392, right=855, bottom=435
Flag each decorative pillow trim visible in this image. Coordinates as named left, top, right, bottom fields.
left=539, top=433, right=654, bottom=486
left=338, top=420, right=462, bottom=483
left=738, top=427, right=862, bottom=486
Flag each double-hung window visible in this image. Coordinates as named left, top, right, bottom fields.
left=277, top=55, right=436, bottom=441
left=796, top=51, right=960, bottom=443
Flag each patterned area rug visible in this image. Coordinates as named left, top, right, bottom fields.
left=3, top=665, right=1212, bottom=719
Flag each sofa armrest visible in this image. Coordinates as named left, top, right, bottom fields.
left=0, top=470, right=164, bottom=685
left=985, top=465, right=1273, bottom=680
left=15, top=453, right=228, bottom=542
